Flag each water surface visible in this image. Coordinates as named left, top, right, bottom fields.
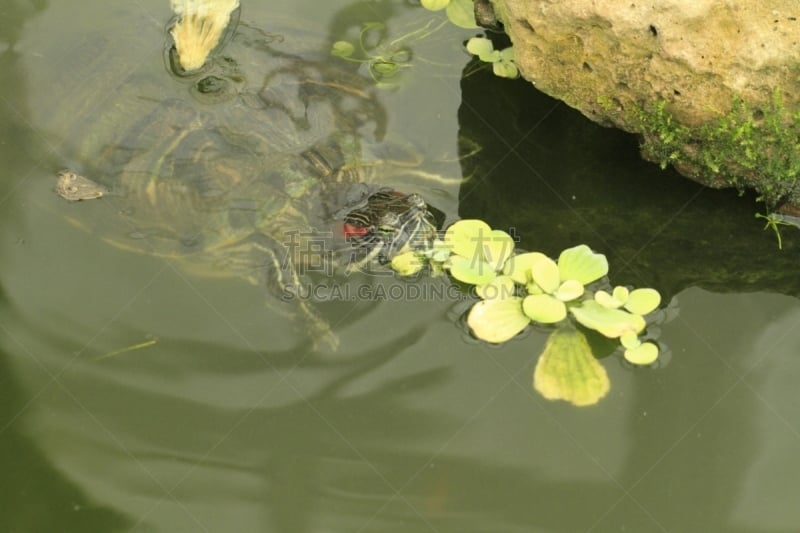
left=1, top=1, right=799, bottom=532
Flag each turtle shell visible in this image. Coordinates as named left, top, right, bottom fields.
left=56, top=22, right=392, bottom=265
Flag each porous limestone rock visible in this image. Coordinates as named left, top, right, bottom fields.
left=490, top=0, right=800, bottom=209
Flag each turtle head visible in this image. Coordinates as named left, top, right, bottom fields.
left=342, top=188, right=439, bottom=268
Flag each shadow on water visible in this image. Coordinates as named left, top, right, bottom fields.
left=0, top=330, right=131, bottom=531
left=456, top=64, right=800, bottom=302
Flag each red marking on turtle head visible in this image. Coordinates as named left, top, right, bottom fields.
left=343, top=223, right=371, bottom=238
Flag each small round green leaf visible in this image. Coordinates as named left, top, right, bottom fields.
left=594, top=289, right=624, bottom=309
left=554, top=279, right=584, bottom=302
left=466, top=37, right=494, bottom=57
left=447, top=255, right=497, bottom=285
left=624, top=288, right=662, bottom=316
left=557, top=244, right=609, bottom=284
left=492, top=61, right=519, bottom=79
left=331, top=41, right=355, bottom=58
left=612, top=286, right=629, bottom=303
left=467, top=296, right=530, bottom=343
left=371, top=61, right=399, bottom=76
left=624, top=341, right=659, bottom=365
left=522, top=294, right=567, bottom=324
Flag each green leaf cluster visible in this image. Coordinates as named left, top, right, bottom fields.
left=465, top=37, right=519, bottom=79
left=330, top=20, right=443, bottom=87
left=420, top=0, right=478, bottom=29
left=394, top=219, right=664, bottom=366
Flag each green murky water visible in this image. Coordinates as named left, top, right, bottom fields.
left=1, top=1, right=800, bottom=532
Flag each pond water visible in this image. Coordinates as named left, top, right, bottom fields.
left=1, top=1, right=800, bottom=532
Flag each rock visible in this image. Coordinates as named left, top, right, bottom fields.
left=490, top=0, right=800, bottom=209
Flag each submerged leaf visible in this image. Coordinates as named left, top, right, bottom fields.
left=467, top=296, right=529, bottom=343
left=523, top=294, right=567, bottom=324
left=533, top=327, right=610, bottom=406
left=557, top=245, right=609, bottom=284
left=331, top=40, right=355, bottom=58
left=570, top=300, right=646, bottom=338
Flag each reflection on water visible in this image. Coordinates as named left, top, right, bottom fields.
left=1, top=1, right=800, bottom=532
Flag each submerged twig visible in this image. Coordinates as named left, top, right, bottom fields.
left=94, top=338, right=159, bottom=361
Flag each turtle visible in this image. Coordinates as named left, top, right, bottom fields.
left=52, top=22, right=444, bottom=350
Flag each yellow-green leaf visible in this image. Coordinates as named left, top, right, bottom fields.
left=444, top=219, right=492, bottom=261
left=483, top=229, right=515, bottom=271
left=531, top=256, right=560, bottom=294
left=533, top=327, right=610, bottom=406
left=476, top=275, right=516, bottom=300
left=569, top=300, right=646, bottom=338
left=624, top=341, right=659, bottom=365
left=390, top=251, right=424, bottom=276
left=595, top=289, right=624, bottom=309
left=504, top=251, right=551, bottom=285
left=421, top=0, right=449, bottom=10
left=447, top=255, right=496, bottom=285
left=492, top=61, right=519, bottom=79
left=522, top=294, right=567, bottom=324
left=612, top=286, right=629, bottom=303
left=557, top=245, right=608, bottom=284
left=624, top=288, right=662, bottom=315
left=467, top=296, right=530, bottom=343
left=620, top=331, right=641, bottom=349
left=554, top=279, right=584, bottom=302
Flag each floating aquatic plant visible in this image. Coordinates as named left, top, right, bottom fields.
left=465, top=37, right=519, bottom=79
left=330, top=20, right=445, bottom=87
left=390, top=218, right=669, bottom=405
